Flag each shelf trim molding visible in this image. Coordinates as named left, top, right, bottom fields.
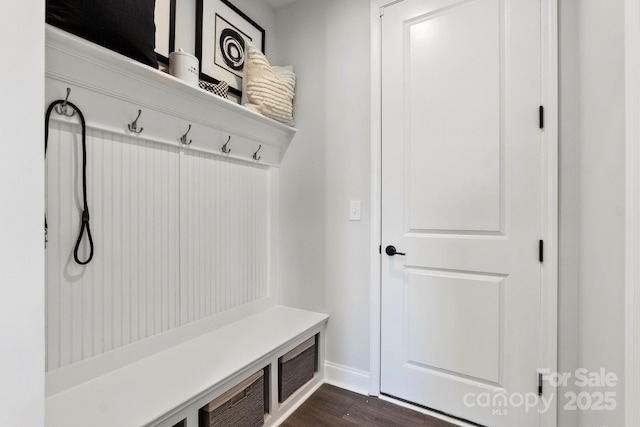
left=45, top=25, right=296, bottom=166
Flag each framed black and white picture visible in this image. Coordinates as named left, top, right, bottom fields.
left=196, top=0, right=265, bottom=100
left=155, top=0, right=176, bottom=66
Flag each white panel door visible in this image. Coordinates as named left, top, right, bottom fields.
left=380, top=0, right=543, bottom=426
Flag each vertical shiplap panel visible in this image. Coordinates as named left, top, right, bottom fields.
left=70, top=128, right=83, bottom=365
left=263, top=168, right=268, bottom=299
left=129, top=139, right=140, bottom=344
left=58, top=124, right=74, bottom=367
left=179, top=149, right=188, bottom=327
left=81, top=129, right=96, bottom=361
left=102, top=129, right=115, bottom=355
left=214, top=155, right=222, bottom=314
left=112, top=133, right=123, bottom=351
left=186, top=150, right=194, bottom=323
left=152, top=144, right=161, bottom=335
left=249, top=166, right=255, bottom=302
left=231, top=160, right=239, bottom=310
left=194, top=153, right=201, bottom=320
left=120, top=134, right=132, bottom=347
left=201, top=153, right=208, bottom=319
left=160, top=144, right=169, bottom=333
left=46, top=121, right=62, bottom=371
left=222, top=158, right=232, bottom=312
left=55, top=125, right=68, bottom=368
left=92, top=129, right=105, bottom=358
left=252, top=166, right=258, bottom=301
left=239, top=162, right=246, bottom=307
left=260, top=166, right=268, bottom=300
left=225, top=159, right=234, bottom=311
left=243, top=163, right=251, bottom=305
left=169, top=146, right=180, bottom=331
left=146, top=140, right=156, bottom=337
left=204, top=153, right=212, bottom=318
left=195, top=152, right=203, bottom=320
left=141, top=140, right=151, bottom=335
left=183, top=151, right=195, bottom=320
left=251, top=166, right=258, bottom=302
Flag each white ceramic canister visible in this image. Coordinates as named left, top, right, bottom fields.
left=169, top=49, right=199, bottom=87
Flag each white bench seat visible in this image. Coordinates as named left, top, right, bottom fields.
left=45, top=306, right=329, bottom=427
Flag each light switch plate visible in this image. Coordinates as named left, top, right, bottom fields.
left=349, top=200, right=361, bottom=221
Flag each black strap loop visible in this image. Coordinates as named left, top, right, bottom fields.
left=45, top=98, right=94, bottom=265
left=74, top=217, right=93, bottom=265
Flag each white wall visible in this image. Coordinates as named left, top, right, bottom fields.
left=0, top=1, right=45, bottom=426
left=275, top=0, right=373, bottom=380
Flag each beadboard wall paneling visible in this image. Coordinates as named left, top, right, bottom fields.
left=46, top=123, right=271, bottom=371
left=180, top=151, right=270, bottom=325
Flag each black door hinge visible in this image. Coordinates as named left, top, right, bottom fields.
left=539, top=106, right=544, bottom=129
left=379, top=245, right=382, bottom=254
left=538, top=372, right=543, bottom=396
left=539, top=240, right=544, bottom=263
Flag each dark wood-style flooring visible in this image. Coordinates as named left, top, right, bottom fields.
left=282, top=384, right=457, bottom=427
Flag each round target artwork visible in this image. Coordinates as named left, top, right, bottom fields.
left=219, top=27, right=245, bottom=71
left=197, top=0, right=265, bottom=100
left=214, top=14, right=250, bottom=78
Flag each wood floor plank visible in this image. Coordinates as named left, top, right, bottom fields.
left=302, top=385, right=354, bottom=417
left=342, top=399, right=425, bottom=426
left=319, top=384, right=368, bottom=403
left=282, top=404, right=354, bottom=427
left=283, top=384, right=457, bottom=427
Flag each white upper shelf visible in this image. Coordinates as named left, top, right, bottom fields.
left=45, top=25, right=296, bottom=166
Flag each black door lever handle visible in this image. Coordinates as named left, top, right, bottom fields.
left=385, top=245, right=406, bottom=256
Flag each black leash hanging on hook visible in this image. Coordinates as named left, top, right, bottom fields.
left=45, top=94, right=94, bottom=265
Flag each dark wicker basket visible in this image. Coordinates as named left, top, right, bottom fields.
left=199, top=370, right=264, bottom=427
left=278, top=336, right=316, bottom=403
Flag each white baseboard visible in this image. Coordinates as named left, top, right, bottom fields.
left=323, top=361, right=370, bottom=396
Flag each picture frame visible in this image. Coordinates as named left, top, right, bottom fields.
left=196, top=0, right=266, bottom=100
left=155, top=0, right=177, bottom=66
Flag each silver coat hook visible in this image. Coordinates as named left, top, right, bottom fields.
left=253, top=144, right=262, bottom=161
left=221, top=136, right=232, bottom=154
left=180, top=124, right=192, bottom=145
left=128, top=109, right=144, bottom=134
left=55, top=88, right=76, bottom=117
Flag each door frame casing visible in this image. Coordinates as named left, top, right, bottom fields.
left=368, top=1, right=559, bottom=426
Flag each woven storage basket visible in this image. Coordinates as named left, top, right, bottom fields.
left=199, top=370, right=264, bottom=427
left=278, top=336, right=316, bottom=403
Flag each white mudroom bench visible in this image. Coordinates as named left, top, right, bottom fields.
left=46, top=305, right=328, bottom=427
